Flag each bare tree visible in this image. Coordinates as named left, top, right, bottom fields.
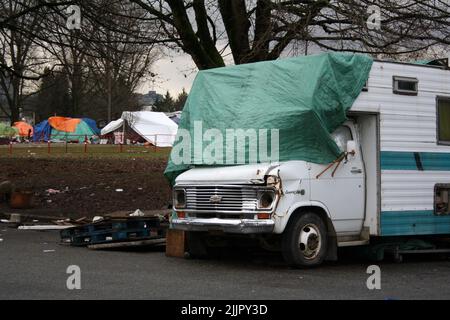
left=1, top=0, right=448, bottom=123
left=127, top=0, right=449, bottom=69
left=43, top=20, right=89, bottom=117
left=0, top=0, right=44, bottom=123
left=83, top=1, right=160, bottom=120
left=1, top=0, right=160, bottom=122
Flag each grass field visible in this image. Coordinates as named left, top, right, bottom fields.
left=0, top=143, right=171, bottom=159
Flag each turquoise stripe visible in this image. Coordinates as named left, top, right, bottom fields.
left=381, top=151, right=450, bottom=171
left=381, top=210, right=450, bottom=236
left=420, top=152, right=450, bottom=170
left=380, top=151, right=418, bottom=170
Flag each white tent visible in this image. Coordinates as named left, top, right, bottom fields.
left=101, top=111, right=178, bottom=147
left=100, top=118, right=124, bottom=136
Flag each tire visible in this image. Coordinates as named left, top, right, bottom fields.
left=282, top=212, right=328, bottom=268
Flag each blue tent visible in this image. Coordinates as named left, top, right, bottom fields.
left=34, top=118, right=100, bottom=142
left=33, top=120, right=52, bottom=142
left=82, top=118, right=100, bottom=135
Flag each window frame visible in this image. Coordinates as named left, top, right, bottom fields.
left=392, top=76, right=418, bottom=96
left=434, top=183, right=450, bottom=216
left=437, top=96, right=450, bottom=146
left=331, top=125, right=354, bottom=153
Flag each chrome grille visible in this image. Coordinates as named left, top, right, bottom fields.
left=185, top=186, right=258, bottom=212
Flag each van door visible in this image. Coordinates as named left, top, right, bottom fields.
left=309, top=122, right=365, bottom=236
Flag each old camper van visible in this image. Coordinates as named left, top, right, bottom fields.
left=170, top=55, right=450, bottom=267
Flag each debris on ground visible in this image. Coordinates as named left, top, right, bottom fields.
left=60, top=209, right=170, bottom=250
left=9, top=214, right=22, bottom=223
left=10, top=190, right=35, bottom=209
left=92, top=216, right=104, bottom=222
left=0, top=213, right=82, bottom=230
left=0, top=213, right=22, bottom=228
left=46, top=189, right=61, bottom=195
left=129, top=209, right=145, bottom=217
left=45, top=187, right=69, bottom=195
left=1, top=208, right=171, bottom=251
left=19, top=225, right=74, bottom=230
left=88, top=238, right=165, bottom=250
left=0, top=181, right=15, bottom=203
left=0, top=157, right=172, bottom=218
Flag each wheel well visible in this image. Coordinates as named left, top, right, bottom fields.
left=288, top=206, right=338, bottom=261
left=289, top=206, right=329, bottom=228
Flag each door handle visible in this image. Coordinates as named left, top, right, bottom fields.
left=351, top=168, right=362, bottom=174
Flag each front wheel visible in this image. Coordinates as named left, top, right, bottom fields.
left=282, top=212, right=328, bottom=268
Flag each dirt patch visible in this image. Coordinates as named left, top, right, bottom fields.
left=0, top=157, right=172, bottom=219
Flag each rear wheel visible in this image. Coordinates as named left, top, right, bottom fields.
left=282, top=212, right=328, bottom=267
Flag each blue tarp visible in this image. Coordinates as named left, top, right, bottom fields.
left=33, top=120, right=52, bottom=142
left=82, top=118, right=100, bottom=135
left=34, top=118, right=100, bottom=142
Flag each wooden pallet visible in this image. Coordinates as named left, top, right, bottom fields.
left=60, top=217, right=167, bottom=246
left=88, top=238, right=166, bottom=250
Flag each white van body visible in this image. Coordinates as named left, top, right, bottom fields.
left=171, top=60, right=450, bottom=265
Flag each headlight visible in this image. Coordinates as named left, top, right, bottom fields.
left=173, top=189, right=186, bottom=209
left=257, top=190, right=275, bottom=210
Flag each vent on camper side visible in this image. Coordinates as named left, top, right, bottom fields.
left=435, top=184, right=450, bottom=216
left=393, top=76, right=418, bottom=95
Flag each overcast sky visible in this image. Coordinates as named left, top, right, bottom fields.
left=139, top=43, right=235, bottom=97
left=139, top=52, right=197, bottom=97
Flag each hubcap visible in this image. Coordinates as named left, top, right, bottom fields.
left=298, top=224, right=321, bottom=260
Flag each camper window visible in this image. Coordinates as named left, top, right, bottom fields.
left=331, top=126, right=353, bottom=152
left=435, top=184, right=450, bottom=216
left=393, top=76, right=418, bottom=95
left=437, top=97, right=450, bottom=144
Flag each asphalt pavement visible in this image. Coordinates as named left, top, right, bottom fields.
left=1, top=228, right=449, bottom=300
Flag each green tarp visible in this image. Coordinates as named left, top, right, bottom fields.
left=165, top=52, right=373, bottom=185
left=0, top=123, right=18, bottom=137
left=51, top=121, right=97, bottom=143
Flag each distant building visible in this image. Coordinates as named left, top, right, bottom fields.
left=139, top=90, right=163, bottom=106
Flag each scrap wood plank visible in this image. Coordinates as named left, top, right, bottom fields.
left=165, top=229, right=186, bottom=258
left=19, top=225, right=74, bottom=230
left=3, top=213, right=66, bottom=222
left=88, top=238, right=166, bottom=250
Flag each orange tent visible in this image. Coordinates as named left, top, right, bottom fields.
left=13, top=121, right=34, bottom=137
left=48, top=117, right=81, bottom=133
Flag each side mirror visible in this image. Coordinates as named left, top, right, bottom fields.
left=347, top=141, right=356, bottom=155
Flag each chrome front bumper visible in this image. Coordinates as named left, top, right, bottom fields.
left=171, top=218, right=275, bottom=234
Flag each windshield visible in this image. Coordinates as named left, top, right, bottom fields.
left=331, top=126, right=353, bottom=152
